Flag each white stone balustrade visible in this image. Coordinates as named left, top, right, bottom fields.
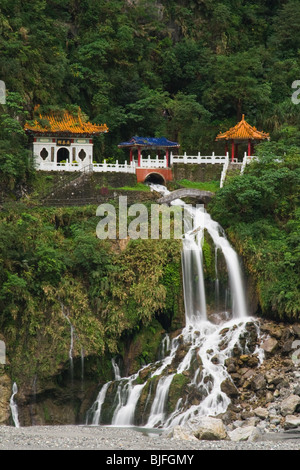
left=170, top=152, right=227, bottom=165
left=35, top=152, right=257, bottom=180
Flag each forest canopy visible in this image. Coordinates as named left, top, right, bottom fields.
left=1, top=0, right=300, bottom=173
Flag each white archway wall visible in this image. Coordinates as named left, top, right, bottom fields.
left=33, top=137, right=94, bottom=169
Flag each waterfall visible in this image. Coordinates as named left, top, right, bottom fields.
left=112, top=358, right=121, bottom=380
left=146, top=374, right=175, bottom=427
left=87, top=184, right=262, bottom=428
left=215, top=247, right=220, bottom=310
left=61, top=304, right=76, bottom=381
left=10, top=382, right=20, bottom=428
left=87, top=381, right=112, bottom=425
left=112, top=375, right=147, bottom=426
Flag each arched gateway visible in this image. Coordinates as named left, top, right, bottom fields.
left=24, top=107, right=108, bottom=170
left=144, top=172, right=166, bottom=185
left=118, top=136, right=179, bottom=183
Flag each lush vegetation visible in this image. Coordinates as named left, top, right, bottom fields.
left=0, top=203, right=182, bottom=378
left=0, top=0, right=299, bottom=381
left=210, top=142, right=300, bottom=321
left=176, top=178, right=220, bottom=193
left=1, top=0, right=300, bottom=176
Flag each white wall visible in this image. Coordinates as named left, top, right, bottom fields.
left=33, top=136, right=93, bottom=170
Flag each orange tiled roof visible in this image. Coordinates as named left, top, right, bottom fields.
left=215, top=115, right=269, bottom=141
left=24, top=109, right=108, bottom=135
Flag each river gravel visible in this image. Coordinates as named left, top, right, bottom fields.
left=0, top=425, right=300, bottom=451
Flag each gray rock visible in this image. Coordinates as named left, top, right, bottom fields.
left=228, top=425, right=262, bottom=442
left=186, top=416, right=228, bottom=441
left=280, top=395, right=300, bottom=417
left=265, top=369, right=283, bottom=386
left=168, top=425, right=199, bottom=441
left=261, top=337, right=278, bottom=356
left=284, top=415, right=300, bottom=430
left=221, top=378, right=239, bottom=397
left=254, top=407, right=269, bottom=419
left=292, top=325, right=300, bottom=338
left=251, top=373, right=266, bottom=391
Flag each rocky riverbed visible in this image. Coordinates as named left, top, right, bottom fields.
left=1, top=423, right=300, bottom=451
left=2, top=318, right=300, bottom=452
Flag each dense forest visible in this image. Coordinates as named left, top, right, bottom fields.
left=1, top=0, right=300, bottom=180
left=0, top=0, right=299, bottom=403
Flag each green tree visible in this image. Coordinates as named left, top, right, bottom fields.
left=0, top=92, right=32, bottom=187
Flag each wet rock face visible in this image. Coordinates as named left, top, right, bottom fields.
left=165, top=318, right=300, bottom=442
left=4, top=315, right=300, bottom=439
left=215, top=318, right=300, bottom=438
left=0, top=371, right=11, bottom=424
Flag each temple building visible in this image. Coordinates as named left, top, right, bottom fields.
left=215, top=115, right=270, bottom=162
left=118, top=136, right=180, bottom=167
left=24, top=108, right=108, bottom=170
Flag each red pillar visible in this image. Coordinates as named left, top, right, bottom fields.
left=130, top=148, right=133, bottom=163
left=137, top=147, right=141, bottom=167
left=248, top=139, right=251, bottom=156
left=231, top=140, right=235, bottom=162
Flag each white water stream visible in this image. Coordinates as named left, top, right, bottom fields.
left=87, top=184, right=263, bottom=428
left=10, top=382, right=20, bottom=428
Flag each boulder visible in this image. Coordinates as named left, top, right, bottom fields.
left=261, top=337, right=278, bottom=356
left=284, top=415, right=300, bottom=430
left=221, top=378, right=239, bottom=397
left=186, top=416, right=228, bottom=441
left=254, top=407, right=269, bottom=419
left=168, top=425, right=199, bottom=441
left=292, top=325, right=300, bottom=338
left=228, top=425, right=262, bottom=442
left=250, top=373, right=266, bottom=391
left=282, top=339, right=294, bottom=354
left=280, top=395, right=300, bottom=417
left=265, top=369, right=283, bottom=386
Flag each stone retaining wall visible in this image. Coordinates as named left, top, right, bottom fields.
left=172, top=163, right=223, bottom=182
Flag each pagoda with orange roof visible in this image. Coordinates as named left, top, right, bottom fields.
left=25, top=108, right=108, bottom=170
left=215, top=115, right=269, bottom=162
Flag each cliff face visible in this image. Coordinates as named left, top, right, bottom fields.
left=0, top=183, right=185, bottom=425
left=0, top=372, right=11, bottom=425
left=0, top=168, right=297, bottom=428
left=0, top=206, right=261, bottom=427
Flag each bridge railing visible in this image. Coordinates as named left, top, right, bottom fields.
left=137, top=155, right=167, bottom=168
left=37, top=160, right=136, bottom=173
left=36, top=152, right=259, bottom=174
left=240, top=153, right=257, bottom=174
left=36, top=160, right=86, bottom=172
left=220, top=155, right=229, bottom=188
left=170, top=152, right=227, bottom=165
left=93, top=160, right=136, bottom=173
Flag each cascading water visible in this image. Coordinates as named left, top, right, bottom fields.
left=86, top=184, right=263, bottom=429
left=10, top=382, right=20, bottom=428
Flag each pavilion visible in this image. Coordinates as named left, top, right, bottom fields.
left=24, top=108, right=108, bottom=169
left=118, top=136, right=180, bottom=167
left=215, top=115, right=270, bottom=162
